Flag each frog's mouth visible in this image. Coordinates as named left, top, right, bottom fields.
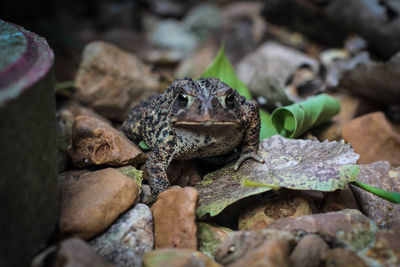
left=172, top=120, right=240, bottom=126
left=170, top=113, right=241, bottom=127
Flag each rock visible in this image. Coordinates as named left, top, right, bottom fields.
left=63, top=101, right=111, bottom=124
left=229, top=239, right=290, bottom=267
left=74, top=41, right=161, bottom=121
left=197, top=222, right=233, bottom=259
left=322, top=248, right=368, bottom=267
left=311, top=93, right=363, bottom=141
left=236, top=41, right=320, bottom=109
left=32, top=238, right=115, bottom=267
left=151, top=187, right=198, bottom=249
left=117, top=165, right=143, bottom=188
left=140, top=184, right=155, bottom=205
left=149, top=20, right=199, bottom=56
left=90, top=204, right=154, bottom=267
left=142, top=248, right=220, bottom=267
left=238, top=193, right=315, bottom=230
left=339, top=52, right=400, bottom=105
left=289, top=234, right=330, bottom=267
left=358, top=224, right=400, bottom=266
left=59, top=168, right=139, bottom=239
left=320, top=50, right=370, bottom=88
left=267, top=209, right=377, bottom=251
left=183, top=4, right=223, bottom=40
left=342, top=112, right=400, bottom=166
left=147, top=0, right=186, bottom=17
left=68, top=115, right=146, bottom=168
left=149, top=3, right=223, bottom=56
left=350, top=161, right=400, bottom=228
left=215, top=230, right=295, bottom=267
left=261, top=0, right=400, bottom=59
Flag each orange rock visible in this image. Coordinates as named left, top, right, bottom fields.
left=151, top=187, right=198, bottom=249
left=342, top=112, right=400, bottom=165
left=59, top=168, right=139, bottom=239
left=69, top=115, right=146, bottom=168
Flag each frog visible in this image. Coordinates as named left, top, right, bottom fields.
left=121, top=77, right=264, bottom=197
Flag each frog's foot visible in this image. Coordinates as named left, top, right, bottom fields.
left=150, top=177, right=171, bottom=198
left=234, top=146, right=264, bottom=171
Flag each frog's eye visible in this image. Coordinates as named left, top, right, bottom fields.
left=177, top=94, right=195, bottom=107
left=178, top=94, right=188, bottom=106
left=225, top=93, right=235, bottom=108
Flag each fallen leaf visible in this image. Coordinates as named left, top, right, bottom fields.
left=195, top=135, right=359, bottom=218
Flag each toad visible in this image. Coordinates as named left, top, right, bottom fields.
left=122, top=77, right=264, bottom=197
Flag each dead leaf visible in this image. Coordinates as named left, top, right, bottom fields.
left=195, top=135, right=359, bottom=218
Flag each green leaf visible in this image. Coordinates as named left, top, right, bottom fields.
left=352, top=180, right=400, bottom=203
left=271, top=94, right=340, bottom=138
left=55, top=80, right=75, bottom=92
left=259, top=109, right=277, bottom=140
left=202, top=44, right=251, bottom=99
left=201, top=44, right=276, bottom=139
left=139, top=141, right=150, bottom=151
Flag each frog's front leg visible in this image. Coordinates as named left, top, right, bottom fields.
left=146, top=145, right=177, bottom=198
left=234, top=100, right=265, bottom=171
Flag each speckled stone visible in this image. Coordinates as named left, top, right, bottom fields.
left=90, top=204, right=154, bottom=267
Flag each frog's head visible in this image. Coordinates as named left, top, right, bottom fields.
left=169, top=77, right=242, bottom=128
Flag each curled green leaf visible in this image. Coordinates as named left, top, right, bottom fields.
left=271, top=94, right=340, bottom=138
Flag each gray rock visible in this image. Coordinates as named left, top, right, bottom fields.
left=149, top=20, right=199, bottom=55
left=236, top=42, right=320, bottom=108
left=91, top=204, right=154, bottom=267
left=268, top=209, right=377, bottom=251
left=32, top=238, right=115, bottom=267
left=140, top=184, right=155, bottom=205
left=351, top=161, right=400, bottom=229
left=149, top=4, right=222, bottom=56
left=289, top=234, right=330, bottom=267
